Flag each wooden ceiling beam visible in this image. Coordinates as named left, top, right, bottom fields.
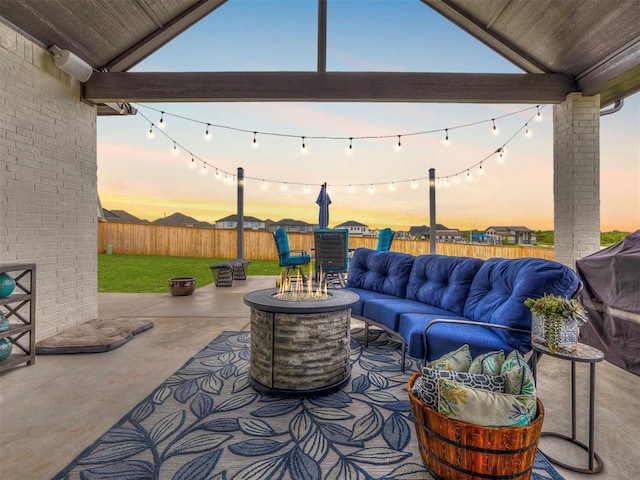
left=85, top=71, right=575, bottom=104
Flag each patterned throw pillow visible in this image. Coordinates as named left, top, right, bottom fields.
left=437, top=378, right=537, bottom=427
left=468, top=350, right=505, bottom=375
left=501, top=349, right=536, bottom=396
left=414, top=367, right=506, bottom=410
left=430, top=344, right=472, bottom=371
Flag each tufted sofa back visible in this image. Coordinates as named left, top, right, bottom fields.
left=406, top=254, right=484, bottom=316
left=463, top=257, right=581, bottom=352
left=347, top=248, right=415, bottom=297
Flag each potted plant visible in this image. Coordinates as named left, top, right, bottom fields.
left=524, top=294, right=588, bottom=353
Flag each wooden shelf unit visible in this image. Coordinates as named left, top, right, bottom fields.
left=0, top=263, right=36, bottom=372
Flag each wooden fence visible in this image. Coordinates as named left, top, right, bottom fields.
left=98, top=222, right=554, bottom=261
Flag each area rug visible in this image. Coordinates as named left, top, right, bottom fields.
left=36, top=318, right=153, bottom=354
left=52, top=328, right=564, bottom=480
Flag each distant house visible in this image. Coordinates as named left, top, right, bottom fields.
left=101, top=209, right=148, bottom=224
left=409, top=224, right=465, bottom=243
left=335, top=221, right=370, bottom=237
left=215, top=215, right=265, bottom=230
left=268, top=218, right=315, bottom=233
left=153, top=212, right=213, bottom=228
left=485, top=226, right=537, bottom=245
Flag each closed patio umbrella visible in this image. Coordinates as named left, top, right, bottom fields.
left=316, top=183, right=331, bottom=229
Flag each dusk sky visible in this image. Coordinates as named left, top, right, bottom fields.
left=97, top=0, right=639, bottom=232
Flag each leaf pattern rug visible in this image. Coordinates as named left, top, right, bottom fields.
left=52, top=328, right=565, bottom=480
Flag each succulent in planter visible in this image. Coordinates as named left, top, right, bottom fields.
left=524, top=294, right=588, bottom=353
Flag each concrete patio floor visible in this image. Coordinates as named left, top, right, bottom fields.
left=0, top=276, right=638, bottom=479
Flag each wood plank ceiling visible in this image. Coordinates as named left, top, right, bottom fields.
left=0, top=0, right=638, bottom=110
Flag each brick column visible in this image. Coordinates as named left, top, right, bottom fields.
left=553, top=93, right=601, bottom=268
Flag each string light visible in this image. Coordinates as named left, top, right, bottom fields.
left=535, top=105, right=543, bottom=122
left=252, top=132, right=259, bottom=149
left=492, top=119, right=499, bottom=135
left=171, top=142, right=179, bottom=155
left=132, top=105, right=542, bottom=193
left=215, top=169, right=221, bottom=181
left=395, top=135, right=402, bottom=152
left=261, top=180, right=268, bottom=190
left=189, top=155, right=196, bottom=169
left=443, top=129, right=450, bottom=146
left=300, top=136, right=308, bottom=155
left=204, top=124, right=211, bottom=140
left=158, top=112, right=165, bottom=129
left=281, top=182, right=287, bottom=191
left=304, top=184, right=310, bottom=193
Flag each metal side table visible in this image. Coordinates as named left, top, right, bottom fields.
left=532, top=342, right=604, bottom=474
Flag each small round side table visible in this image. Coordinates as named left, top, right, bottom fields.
left=531, top=341, right=604, bottom=474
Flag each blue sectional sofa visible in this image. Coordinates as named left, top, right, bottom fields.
left=344, top=248, right=580, bottom=367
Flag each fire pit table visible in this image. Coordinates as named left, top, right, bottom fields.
left=243, top=288, right=359, bottom=397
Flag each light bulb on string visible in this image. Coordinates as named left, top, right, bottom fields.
left=252, top=132, right=259, bottom=149
left=261, top=180, right=268, bottom=190
left=478, top=163, right=485, bottom=175
left=346, top=137, right=354, bottom=155
left=394, top=135, right=402, bottom=152
left=453, top=174, right=460, bottom=185
left=442, top=129, right=450, bottom=146
left=281, top=182, right=287, bottom=191
left=435, top=179, right=441, bottom=188
left=171, top=142, right=179, bottom=155
left=466, top=170, right=473, bottom=182
left=189, top=155, right=196, bottom=169
left=300, top=136, right=308, bottom=155
left=348, top=184, right=356, bottom=194
left=158, top=112, right=165, bottom=129
left=147, top=124, right=154, bottom=138
left=201, top=163, right=207, bottom=175
left=492, top=119, right=499, bottom=135
left=496, top=147, right=505, bottom=164
left=389, top=182, right=396, bottom=192
left=368, top=184, right=374, bottom=194
left=411, top=179, right=418, bottom=189
left=204, top=124, right=211, bottom=141
left=525, top=123, right=532, bottom=137
left=215, top=169, right=221, bottom=181
left=304, top=184, right=310, bottom=194
left=535, top=105, right=543, bottom=122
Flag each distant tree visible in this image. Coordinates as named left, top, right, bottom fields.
left=601, top=230, right=630, bottom=246
left=534, top=230, right=554, bottom=245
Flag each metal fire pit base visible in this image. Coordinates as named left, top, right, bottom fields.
left=244, top=288, right=359, bottom=397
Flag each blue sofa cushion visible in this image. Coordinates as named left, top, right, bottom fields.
left=406, top=254, right=484, bottom=316
left=464, top=257, right=580, bottom=351
left=347, top=248, right=415, bottom=298
left=342, top=287, right=398, bottom=316
left=398, top=313, right=517, bottom=361
left=363, top=298, right=457, bottom=331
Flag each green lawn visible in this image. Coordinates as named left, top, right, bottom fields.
left=98, top=254, right=281, bottom=293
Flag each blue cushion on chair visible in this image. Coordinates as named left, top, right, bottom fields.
left=347, top=248, right=415, bottom=298
left=463, top=257, right=580, bottom=352
left=406, top=255, right=483, bottom=316
left=280, top=254, right=310, bottom=267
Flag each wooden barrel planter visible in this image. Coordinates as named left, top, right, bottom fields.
left=408, top=372, right=544, bottom=480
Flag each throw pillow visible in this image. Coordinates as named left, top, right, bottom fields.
left=468, top=350, right=505, bottom=375
left=437, top=378, right=537, bottom=427
left=415, top=367, right=506, bottom=410
left=430, top=344, right=472, bottom=371
left=501, top=349, right=536, bottom=396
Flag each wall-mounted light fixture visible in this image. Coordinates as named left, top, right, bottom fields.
left=49, top=45, right=93, bottom=82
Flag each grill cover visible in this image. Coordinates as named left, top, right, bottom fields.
left=576, top=230, right=640, bottom=376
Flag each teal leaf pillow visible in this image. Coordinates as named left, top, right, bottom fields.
left=468, top=350, right=505, bottom=375
left=501, top=350, right=536, bottom=396
left=430, top=344, right=472, bottom=371
left=437, top=378, right=537, bottom=427
left=414, top=367, right=506, bottom=410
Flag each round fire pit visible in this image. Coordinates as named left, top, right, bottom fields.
left=243, top=288, right=359, bottom=397
left=169, top=277, right=196, bottom=296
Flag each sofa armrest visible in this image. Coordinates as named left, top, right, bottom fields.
left=422, top=318, right=530, bottom=365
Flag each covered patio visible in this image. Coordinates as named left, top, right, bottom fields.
left=1, top=1, right=639, bottom=478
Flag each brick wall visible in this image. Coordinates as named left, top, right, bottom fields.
left=553, top=92, right=601, bottom=268
left=0, top=23, right=98, bottom=339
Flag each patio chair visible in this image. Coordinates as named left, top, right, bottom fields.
left=314, top=228, right=349, bottom=287
left=376, top=228, right=395, bottom=251
left=273, top=228, right=311, bottom=282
